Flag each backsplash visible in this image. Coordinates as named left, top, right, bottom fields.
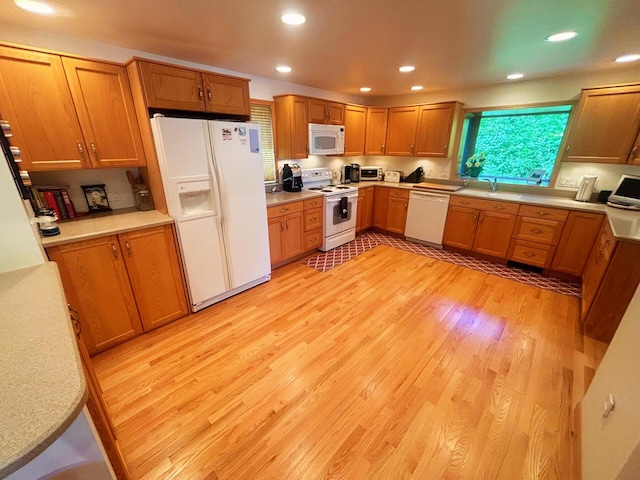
left=29, top=168, right=140, bottom=213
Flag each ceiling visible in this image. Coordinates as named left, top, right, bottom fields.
left=0, top=0, right=639, bottom=96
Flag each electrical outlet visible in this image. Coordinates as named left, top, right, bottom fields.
left=440, top=168, right=450, bottom=178
left=559, top=177, right=580, bottom=187
left=559, top=177, right=570, bottom=187
left=107, top=188, right=121, bottom=201
left=424, top=168, right=433, bottom=177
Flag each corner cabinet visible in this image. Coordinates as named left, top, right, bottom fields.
left=47, top=224, right=188, bottom=355
left=562, top=84, right=640, bottom=164
left=0, top=45, right=146, bottom=171
left=135, top=60, right=251, bottom=115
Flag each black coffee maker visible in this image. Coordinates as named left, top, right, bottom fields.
left=282, top=163, right=303, bottom=192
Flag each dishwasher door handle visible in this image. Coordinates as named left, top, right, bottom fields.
left=409, top=191, right=450, bottom=202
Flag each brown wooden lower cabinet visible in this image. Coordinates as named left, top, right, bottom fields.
left=356, top=186, right=374, bottom=232
left=268, top=199, right=323, bottom=267
left=372, top=187, right=389, bottom=229
left=582, top=221, right=640, bottom=342
left=47, top=224, right=188, bottom=355
left=385, top=188, right=410, bottom=234
left=551, top=211, right=604, bottom=276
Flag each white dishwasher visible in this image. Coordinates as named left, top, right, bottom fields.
left=404, top=190, right=450, bottom=248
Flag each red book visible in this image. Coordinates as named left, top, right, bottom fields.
left=43, top=190, right=61, bottom=219
left=60, top=188, right=76, bottom=219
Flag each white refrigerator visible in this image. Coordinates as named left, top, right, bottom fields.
left=151, top=116, right=271, bottom=312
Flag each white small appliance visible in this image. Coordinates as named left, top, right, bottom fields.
left=308, top=123, right=345, bottom=155
left=151, top=116, right=271, bottom=312
left=384, top=171, right=402, bottom=183
left=575, top=175, right=598, bottom=202
left=301, top=167, right=358, bottom=251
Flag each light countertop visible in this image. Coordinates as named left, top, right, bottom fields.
left=606, top=207, right=640, bottom=244
left=41, top=208, right=174, bottom=248
left=0, top=263, right=87, bottom=477
left=265, top=190, right=323, bottom=207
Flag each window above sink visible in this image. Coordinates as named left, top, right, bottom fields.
left=458, top=103, right=573, bottom=187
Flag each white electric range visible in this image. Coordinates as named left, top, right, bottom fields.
left=301, top=168, right=358, bottom=251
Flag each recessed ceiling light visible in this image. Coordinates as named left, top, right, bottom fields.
left=615, top=54, right=640, bottom=63
left=360, top=87, right=372, bottom=92
left=14, top=0, right=54, bottom=14
left=276, top=65, right=292, bottom=73
left=411, top=85, right=423, bottom=91
left=281, top=13, right=306, bottom=25
left=399, top=65, right=415, bottom=73
left=546, top=31, right=578, bottom=42
left=507, top=73, right=524, bottom=80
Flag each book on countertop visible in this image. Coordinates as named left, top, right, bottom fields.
left=52, top=189, right=68, bottom=220
left=60, top=188, right=76, bottom=219
left=42, top=190, right=61, bottom=219
left=32, top=184, right=77, bottom=221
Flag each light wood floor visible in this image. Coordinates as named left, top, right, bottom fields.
left=93, top=245, right=607, bottom=480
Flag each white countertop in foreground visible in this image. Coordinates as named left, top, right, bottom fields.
left=0, top=263, right=87, bottom=477
left=41, top=209, right=174, bottom=248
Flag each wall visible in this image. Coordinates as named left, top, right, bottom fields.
left=582, top=282, right=640, bottom=480
left=0, top=152, right=45, bottom=273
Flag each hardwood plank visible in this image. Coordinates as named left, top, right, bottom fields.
left=92, top=245, right=607, bottom=479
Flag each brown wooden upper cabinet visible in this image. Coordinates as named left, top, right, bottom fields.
left=343, top=104, right=367, bottom=156
left=274, top=95, right=310, bottom=160
left=384, top=102, right=461, bottom=158
left=308, top=98, right=345, bottom=125
left=62, top=58, right=146, bottom=169
left=562, top=84, right=640, bottom=164
left=136, top=60, right=250, bottom=115
left=364, top=108, right=388, bottom=155
left=0, top=45, right=145, bottom=171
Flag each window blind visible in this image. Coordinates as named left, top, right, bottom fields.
left=250, top=103, right=276, bottom=182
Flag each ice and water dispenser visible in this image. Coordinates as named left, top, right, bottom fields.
left=175, top=177, right=215, bottom=218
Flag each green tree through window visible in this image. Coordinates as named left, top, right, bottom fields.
left=460, top=105, right=572, bottom=184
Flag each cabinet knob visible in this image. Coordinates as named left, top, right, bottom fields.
left=381, top=144, right=385, bottom=152
left=197, top=85, right=204, bottom=99
left=536, top=211, right=548, bottom=216
left=531, top=228, right=544, bottom=234
left=279, top=207, right=288, bottom=212
left=479, top=215, right=484, bottom=224
left=565, top=144, right=571, bottom=152
left=495, top=206, right=505, bottom=210
left=524, top=251, right=536, bottom=257
left=631, top=145, right=639, bottom=158
left=90, top=141, right=99, bottom=159
left=125, top=241, right=132, bottom=256
left=111, top=243, right=119, bottom=259
left=444, top=144, right=448, bottom=151
left=207, top=88, right=212, bottom=102
left=461, top=200, right=471, bottom=205
left=76, top=142, right=85, bottom=159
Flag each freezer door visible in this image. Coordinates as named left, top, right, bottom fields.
left=207, top=121, right=271, bottom=288
left=176, top=215, right=228, bottom=310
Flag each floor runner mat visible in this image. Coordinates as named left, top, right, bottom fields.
left=304, top=232, right=582, bottom=298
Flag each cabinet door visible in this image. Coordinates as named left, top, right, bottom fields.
left=344, top=105, right=366, bottom=156
left=372, top=187, right=389, bottom=229
left=386, top=196, right=409, bottom=234
left=629, top=129, right=640, bottom=165
left=363, top=187, right=374, bottom=229
left=356, top=191, right=365, bottom=232
left=443, top=206, right=478, bottom=250
left=563, top=85, right=640, bottom=164
left=385, top=106, right=419, bottom=156
left=202, top=73, right=250, bottom=115
left=275, top=95, right=308, bottom=159
left=47, top=236, right=143, bottom=355
left=62, top=58, right=146, bottom=168
left=139, top=62, right=205, bottom=111
left=268, top=216, right=285, bottom=264
left=308, top=99, right=329, bottom=123
left=551, top=211, right=604, bottom=276
left=118, top=225, right=188, bottom=331
left=327, top=102, right=345, bottom=125
left=283, top=211, right=304, bottom=258
left=0, top=46, right=88, bottom=170
left=414, top=103, right=456, bottom=157
left=473, top=211, right=516, bottom=258
left=365, top=108, right=388, bottom=155
left=581, top=223, right=616, bottom=319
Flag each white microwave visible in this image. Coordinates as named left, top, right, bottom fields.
left=308, top=123, right=345, bottom=155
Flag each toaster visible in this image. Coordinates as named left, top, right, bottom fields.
left=384, top=171, right=402, bottom=183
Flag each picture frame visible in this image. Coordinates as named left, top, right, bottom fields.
left=81, top=184, right=111, bottom=212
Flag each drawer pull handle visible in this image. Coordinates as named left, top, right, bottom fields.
left=90, top=141, right=99, bottom=159
left=536, top=211, right=549, bottom=216
left=531, top=228, right=544, bottom=234
left=461, top=201, right=471, bottom=205
left=76, top=142, right=85, bottom=159
left=594, top=250, right=603, bottom=265
left=605, top=239, right=611, bottom=246
left=125, top=241, right=132, bottom=257
left=310, top=217, right=317, bottom=221
left=495, top=206, right=505, bottom=210
left=524, top=251, right=536, bottom=257
left=111, top=243, right=118, bottom=259
left=279, top=207, right=288, bottom=212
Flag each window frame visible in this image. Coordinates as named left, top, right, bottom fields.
left=458, top=100, right=577, bottom=188
left=250, top=99, right=278, bottom=185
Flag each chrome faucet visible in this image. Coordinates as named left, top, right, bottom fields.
left=484, top=178, right=498, bottom=192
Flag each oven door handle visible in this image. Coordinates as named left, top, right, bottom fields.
left=326, top=193, right=358, bottom=203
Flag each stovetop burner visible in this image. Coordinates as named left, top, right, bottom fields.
left=336, top=186, right=351, bottom=189
left=321, top=189, right=333, bottom=193
left=308, top=187, right=322, bottom=191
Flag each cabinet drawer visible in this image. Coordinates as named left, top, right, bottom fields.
left=304, top=228, right=322, bottom=250
left=388, top=188, right=410, bottom=200
left=268, top=201, right=303, bottom=219
left=509, top=240, right=556, bottom=268
left=518, top=204, right=569, bottom=222
left=303, top=197, right=323, bottom=209
left=304, top=208, right=322, bottom=231
left=513, top=217, right=564, bottom=245
left=449, top=196, right=519, bottom=214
